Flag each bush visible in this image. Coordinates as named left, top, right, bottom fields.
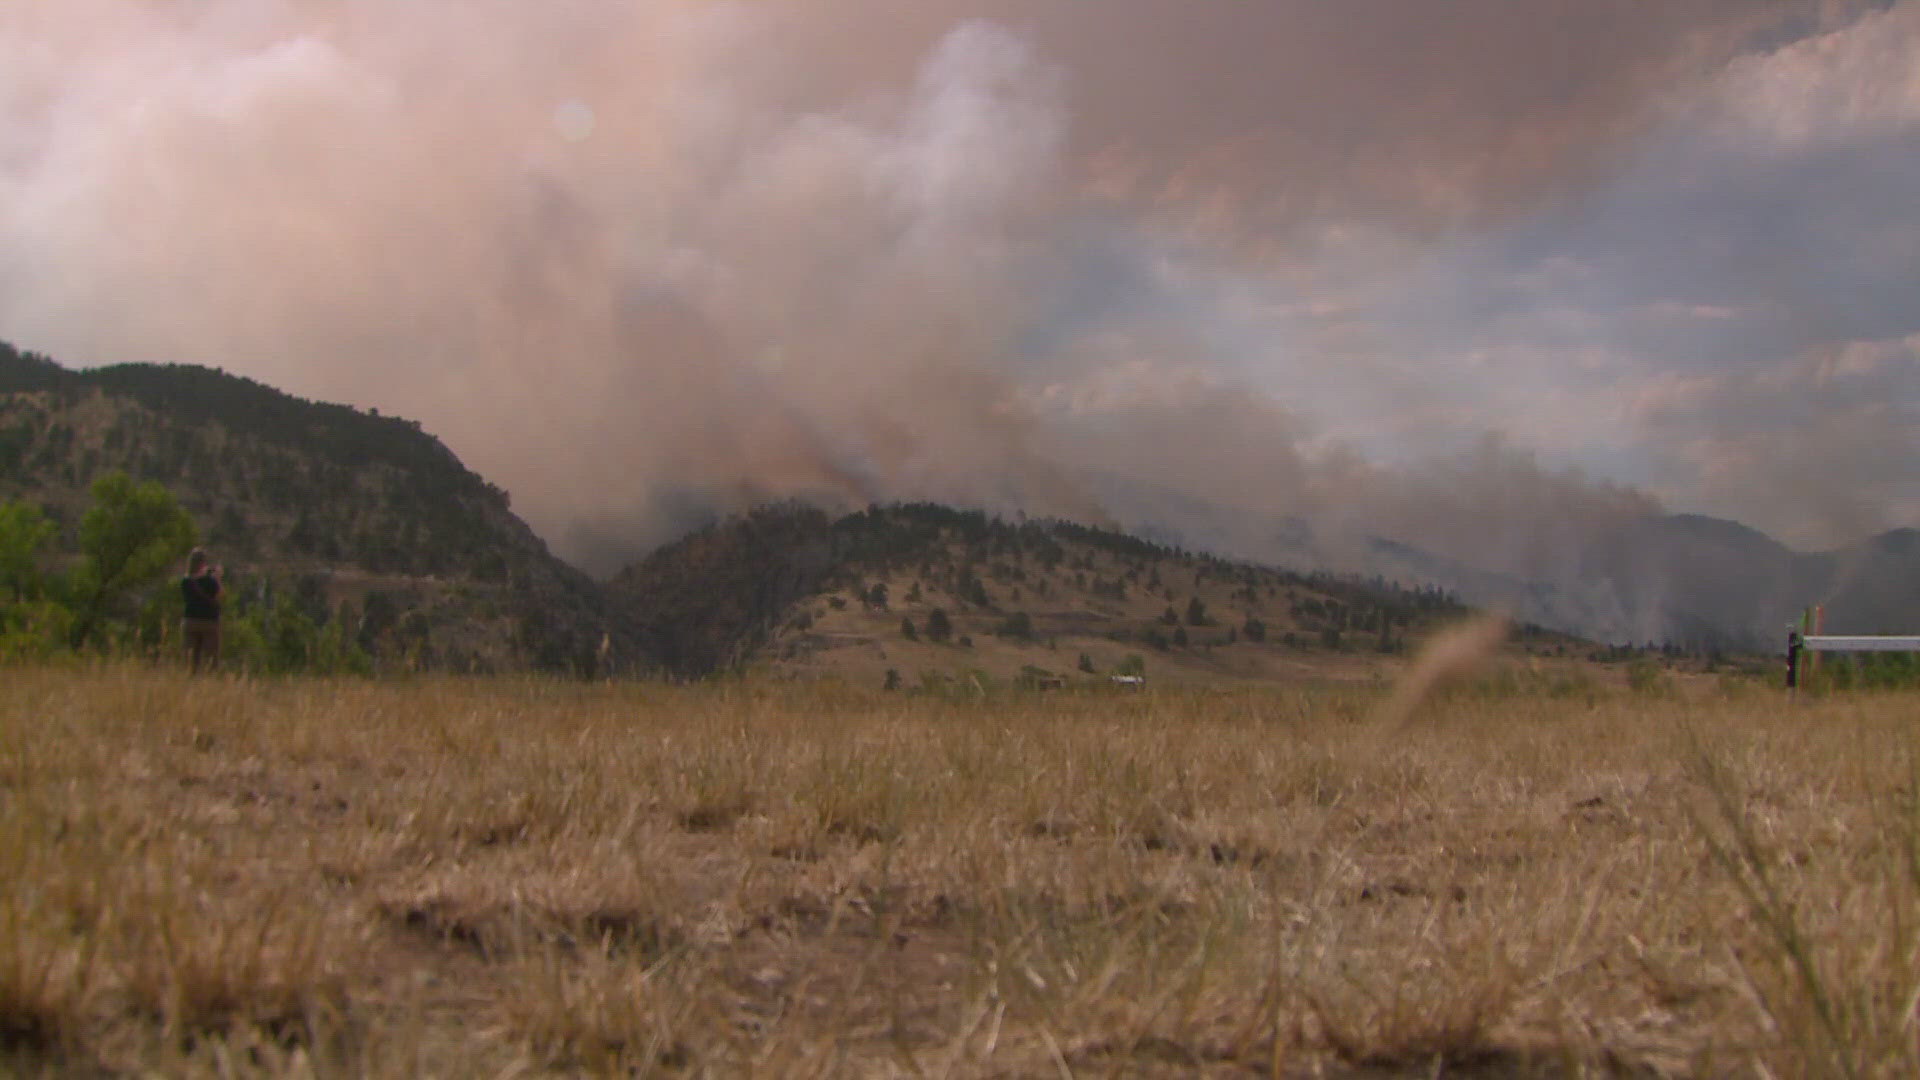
left=0, top=599, right=73, bottom=661
left=224, top=584, right=372, bottom=676
left=1811, top=652, right=1920, bottom=693
left=1626, top=658, right=1675, bottom=696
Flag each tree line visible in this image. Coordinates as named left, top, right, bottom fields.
left=1, top=471, right=371, bottom=673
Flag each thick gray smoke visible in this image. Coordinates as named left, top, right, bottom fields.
left=1, top=0, right=1913, bottom=638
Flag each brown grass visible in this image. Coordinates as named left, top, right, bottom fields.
left=2, top=662, right=1917, bottom=1076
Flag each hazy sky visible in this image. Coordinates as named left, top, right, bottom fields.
left=1, top=0, right=1915, bottom=573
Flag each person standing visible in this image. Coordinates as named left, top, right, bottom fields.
left=181, top=549, right=222, bottom=674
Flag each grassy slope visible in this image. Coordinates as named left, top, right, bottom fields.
left=757, top=528, right=1589, bottom=690
left=4, top=663, right=1914, bottom=1076
left=771, top=559, right=1406, bottom=688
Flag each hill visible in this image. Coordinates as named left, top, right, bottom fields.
left=608, top=502, right=1592, bottom=686
left=0, top=343, right=632, bottom=673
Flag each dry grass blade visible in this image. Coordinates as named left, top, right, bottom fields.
left=2, top=663, right=1918, bottom=1075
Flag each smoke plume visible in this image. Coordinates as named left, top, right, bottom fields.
left=1, top=1, right=1912, bottom=635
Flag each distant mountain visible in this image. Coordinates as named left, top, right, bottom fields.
left=1373, top=512, right=1920, bottom=650
left=1072, top=464, right=1917, bottom=650
left=0, top=343, right=636, bottom=673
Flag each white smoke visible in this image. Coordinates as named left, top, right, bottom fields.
left=0, top=0, right=1910, bottom=638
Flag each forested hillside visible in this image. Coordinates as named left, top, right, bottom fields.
left=0, top=343, right=633, bottom=673
left=610, top=502, right=1583, bottom=684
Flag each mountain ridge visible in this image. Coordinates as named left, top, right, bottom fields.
left=7, top=341, right=1912, bottom=669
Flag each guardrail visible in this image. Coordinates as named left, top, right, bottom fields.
left=1799, top=636, right=1920, bottom=653
left=1787, top=627, right=1920, bottom=688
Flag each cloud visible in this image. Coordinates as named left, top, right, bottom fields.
left=1251, top=1, right=1920, bottom=548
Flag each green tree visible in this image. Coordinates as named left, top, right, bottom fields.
left=69, top=472, right=196, bottom=649
left=1185, top=596, right=1210, bottom=626
left=0, top=499, right=72, bottom=658
left=0, top=499, right=55, bottom=601
left=925, top=608, right=953, bottom=643
left=1077, top=652, right=1096, bottom=674
left=900, top=616, right=918, bottom=641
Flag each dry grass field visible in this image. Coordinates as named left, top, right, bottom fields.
left=3, top=661, right=1918, bottom=1077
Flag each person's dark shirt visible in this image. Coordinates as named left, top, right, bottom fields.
left=181, top=573, right=221, bottom=621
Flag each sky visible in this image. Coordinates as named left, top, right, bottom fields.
left=1, top=0, right=1915, bottom=584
